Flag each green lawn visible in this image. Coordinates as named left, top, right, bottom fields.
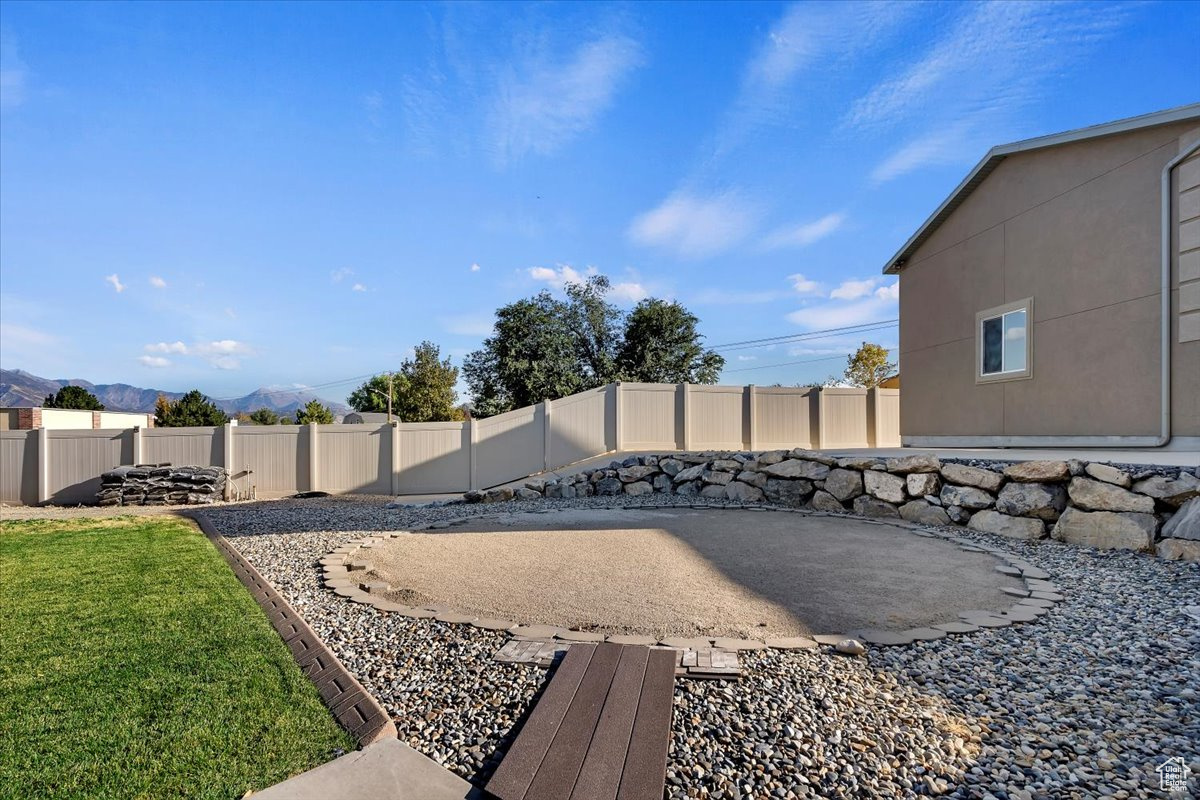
left=0, top=515, right=355, bottom=800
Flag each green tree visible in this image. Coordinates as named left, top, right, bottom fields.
left=564, top=276, right=621, bottom=386
left=464, top=292, right=583, bottom=416
left=294, top=400, right=334, bottom=425
left=615, top=299, right=725, bottom=384
left=396, top=342, right=464, bottom=422
left=247, top=408, right=280, bottom=425
left=44, top=385, right=105, bottom=411
left=155, top=390, right=228, bottom=427
left=842, top=342, right=895, bottom=388
left=347, top=372, right=408, bottom=414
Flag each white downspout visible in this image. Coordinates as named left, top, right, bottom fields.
left=1155, top=137, right=1200, bottom=447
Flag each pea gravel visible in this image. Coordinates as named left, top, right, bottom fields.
left=205, top=495, right=1200, bottom=799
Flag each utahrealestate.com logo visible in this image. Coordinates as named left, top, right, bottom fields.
left=1156, top=756, right=1192, bottom=792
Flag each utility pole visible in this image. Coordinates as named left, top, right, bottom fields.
left=387, top=373, right=393, bottom=424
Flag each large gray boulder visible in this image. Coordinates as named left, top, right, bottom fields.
left=618, top=465, right=657, bottom=483
left=906, top=472, right=942, bottom=498
left=1083, top=462, right=1132, bottom=488
left=736, top=470, right=768, bottom=489
left=1052, top=507, right=1156, bottom=551
left=657, top=458, right=684, bottom=477
left=1162, top=496, right=1200, bottom=540
left=940, top=484, right=994, bottom=510
left=652, top=473, right=673, bottom=493
left=725, top=481, right=765, bottom=502
left=514, top=487, right=542, bottom=501
left=789, top=449, right=837, bottom=466
left=885, top=454, right=941, bottom=474
left=762, top=459, right=830, bottom=481
left=940, top=463, right=1004, bottom=492
left=624, top=481, right=653, bottom=496
left=594, top=476, right=623, bottom=496
left=995, top=482, right=1067, bottom=521
left=1156, top=538, right=1200, bottom=562
left=1003, top=460, right=1070, bottom=483
left=763, top=478, right=812, bottom=507
left=675, top=480, right=701, bottom=496
left=544, top=482, right=576, bottom=499
left=967, top=509, right=1046, bottom=540
left=863, top=470, right=906, bottom=503
left=836, top=456, right=880, bottom=470
left=483, top=486, right=514, bottom=503
left=757, top=450, right=786, bottom=466
left=1068, top=477, right=1155, bottom=513
left=702, top=470, right=733, bottom=486
left=1133, top=472, right=1200, bottom=507
left=710, top=458, right=741, bottom=472
left=852, top=495, right=900, bottom=518
left=899, top=500, right=951, bottom=526
left=700, top=484, right=728, bottom=499
left=672, top=464, right=707, bottom=483
left=824, top=468, right=864, bottom=502
left=945, top=505, right=973, bottom=525
left=810, top=490, right=845, bottom=512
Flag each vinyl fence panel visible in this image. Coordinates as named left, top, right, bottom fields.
left=475, top=404, right=545, bottom=489
left=396, top=422, right=470, bottom=494
left=0, top=431, right=37, bottom=505
left=47, top=429, right=133, bottom=505
left=687, top=385, right=748, bottom=450
left=317, top=425, right=390, bottom=494
left=234, top=425, right=305, bottom=497
left=143, top=427, right=223, bottom=467
left=754, top=388, right=816, bottom=450
left=619, top=383, right=681, bottom=450
left=548, top=386, right=614, bottom=468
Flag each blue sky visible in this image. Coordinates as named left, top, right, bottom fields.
left=2, top=1, right=1197, bottom=405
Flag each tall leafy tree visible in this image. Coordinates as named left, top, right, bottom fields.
left=347, top=372, right=407, bottom=414
left=616, top=299, right=725, bottom=384
left=347, top=342, right=463, bottom=422
left=294, top=400, right=334, bottom=424
left=464, top=292, right=583, bottom=416
left=564, top=276, right=621, bottom=386
left=155, top=390, right=228, bottom=427
left=842, top=342, right=895, bottom=388
left=247, top=408, right=281, bottom=425
left=44, top=386, right=105, bottom=411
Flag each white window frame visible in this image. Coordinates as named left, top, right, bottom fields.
left=976, top=298, right=1033, bottom=384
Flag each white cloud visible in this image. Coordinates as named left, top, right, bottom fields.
left=764, top=213, right=846, bottom=250
left=104, top=274, right=125, bottom=293
left=149, top=276, right=167, bottom=289
left=210, top=356, right=241, bottom=370
left=146, top=341, right=189, bottom=354
left=137, top=355, right=171, bottom=368
left=352, top=283, right=367, bottom=292
left=869, top=122, right=976, bottom=184
left=527, top=264, right=597, bottom=288
left=787, top=274, right=822, bottom=296
left=736, top=355, right=758, bottom=362
left=830, top=278, right=881, bottom=301
left=628, top=191, right=759, bottom=259
left=470, top=263, right=481, bottom=272
left=330, top=267, right=353, bottom=283
left=874, top=281, right=899, bottom=301
left=489, top=33, right=642, bottom=166
left=610, top=282, right=648, bottom=303
left=195, top=340, right=249, bottom=356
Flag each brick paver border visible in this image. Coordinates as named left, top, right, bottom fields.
left=188, top=512, right=396, bottom=746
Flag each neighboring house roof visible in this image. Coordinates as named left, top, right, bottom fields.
left=343, top=411, right=391, bottom=424
left=882, top=103, right=1200, bottom=275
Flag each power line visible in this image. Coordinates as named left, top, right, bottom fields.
left=723, top=347, right=896, bottom=374
left=210, top=371, right=381, bottom=402
left=709, top=319, right=898, bottom=351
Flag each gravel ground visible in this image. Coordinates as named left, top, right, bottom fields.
left=203, top=495, right=1199, bottom=799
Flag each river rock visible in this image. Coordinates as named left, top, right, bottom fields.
left=1003, top=460, right=1070, bottom=483
left=863, top=470, right=906, bottom=503
left=1161, top=496, right=1200, bottom=540
left=967, top=509, right=1046, bottom=540
left=906, top=472, right=942, bottom=498
left=940, top=484, right=995, bottom=510
left=762, top=459, right=830, bottom=481
left=995, top=481, right=1067, bottom=521
left=899, top=499, right=951, bottom=526
left=824, top=468, right=864, bottom=502
left=853, top=495, right=900, bottom=518
left=885, top=454, right=942, bottom=474
left=810, top=490, right=845, bottom=512
left=940, top=463, right=1004, bottom=492
left=1052, top=507, right=1156, bottom=551
left=1084, top=462, right=1132, bottom=488
left=1068, top=477, right=1155, bottom=513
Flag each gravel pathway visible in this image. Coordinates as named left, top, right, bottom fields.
left=207, top=495, right=1200, bottom=799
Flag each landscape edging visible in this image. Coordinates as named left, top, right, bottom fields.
left=188, top=511, right=397, bottom=747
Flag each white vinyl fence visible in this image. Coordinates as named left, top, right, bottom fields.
left=0, top=383, right=899, bottom=505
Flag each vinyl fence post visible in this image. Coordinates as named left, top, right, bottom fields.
left=613, top=382, right=623, bottom=454
left=468, top=419, right=478, bottom=491
left=748, top=384, right=757, bottom=451
left=542, top=399, right=552, bottom=472
left=37, top=426, right=50, bottom=505
left=390, top=421, right=400, bottom=497
left=680, top=383, right=691, bottom=451
left=223, top=423, right=235, bottom=500
left=308, top=423, right=320, bottom=493
left=133, top=426, right=143, bottom=465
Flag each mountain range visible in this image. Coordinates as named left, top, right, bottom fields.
left=0, top=369, right=351, bottom=417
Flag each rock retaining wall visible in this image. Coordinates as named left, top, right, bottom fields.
left=463, top=451, right=1200, bottom=562
left=98, top=464, right=227, bottom=506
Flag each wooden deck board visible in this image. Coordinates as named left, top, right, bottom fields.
left=615, top=648, right=677, bottom=800
left=569, top=646, right=650, bottom=800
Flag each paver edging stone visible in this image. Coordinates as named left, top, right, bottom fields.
left=187, top=512, right=397, bottom=747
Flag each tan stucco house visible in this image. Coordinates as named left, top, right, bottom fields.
left=883, top=104, right=1200, bottom=449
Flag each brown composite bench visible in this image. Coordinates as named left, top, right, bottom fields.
left=486, top=642, right=676, bottom=800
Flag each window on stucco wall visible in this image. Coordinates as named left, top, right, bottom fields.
left=976, top=299, right=1033, bottom=383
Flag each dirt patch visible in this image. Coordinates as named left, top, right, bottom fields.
left=363, top=508, right=1018, bottom=638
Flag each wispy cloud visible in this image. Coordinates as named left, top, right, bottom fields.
left=853, top=1, right=1133, bottom=182
left=104, top=274, right=125, bottom=293
left=146, top=341, right=188, bottom=354
left=528, top=264, right=597, bottom=288
left=609, top=281, right=647, bottom=303
left=330, top=268, right=353, bottom=283
left=137, top=355, right=171, bottom=368
left=787, top=278, right=899, bottom=330
left=352, top=283, right=367, bottom=292
left=628, top=190, right=760, bottom=259
left=143, top=339, right=252, bottom=370
left=470, top=262, right=481, bottom=272
left=0, top=321, right=55, bottom=349
left=0, top=29, right=28, bottom=108
left=488, top=33, right=642, bottom=166
left=149, top=276, right=167, bottom=289
left=787, top=274, right=822, bottom=296
left=763, top=212, right=847, bottom=250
